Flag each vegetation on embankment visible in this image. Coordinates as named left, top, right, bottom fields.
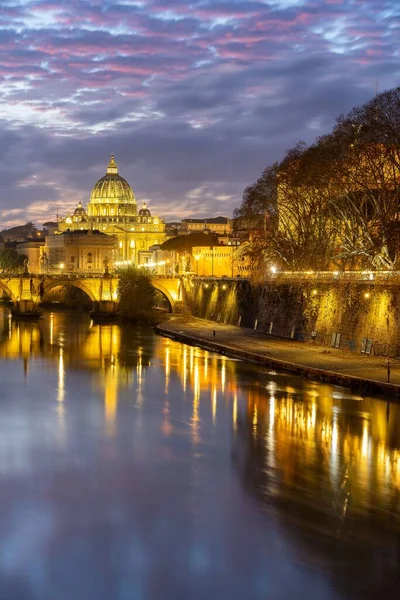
left=117, top=265, right=163, bottom=325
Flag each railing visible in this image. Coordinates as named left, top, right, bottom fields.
left=0, top=272, right=181, bottom=280
left=266, top=270, right=397, bottom=282
left=193, top=271, right=400, bottom=284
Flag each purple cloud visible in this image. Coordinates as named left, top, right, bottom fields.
left=0, top=0, right=399, bottom=227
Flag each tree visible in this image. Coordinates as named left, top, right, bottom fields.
left=117, top=265, right=156, bottom=323
left=233, top=163, right=279, bottom=276
left=234, top=163, right=279, bottom=232
left=235, top=86, right=400, bottom=274
left=324, top=90, right=400, bottom=269
left=0, top=249, right=27, bottom=273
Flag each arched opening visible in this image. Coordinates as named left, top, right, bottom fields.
left=40, top=284, right=93, bottom=310
left=152, top=287, right=173, bottom=313
left=0, top=282, right=14, bottom=304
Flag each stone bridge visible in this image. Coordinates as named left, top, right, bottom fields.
left=0, top=274, right=182, bottom=315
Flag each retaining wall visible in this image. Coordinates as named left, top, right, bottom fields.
left=183, top=277, right=400, bottom=357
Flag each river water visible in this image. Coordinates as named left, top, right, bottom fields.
left=0, top=308, right=399, bottom=600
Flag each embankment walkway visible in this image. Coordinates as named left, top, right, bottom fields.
left=156, top=316, right=400, bottom=396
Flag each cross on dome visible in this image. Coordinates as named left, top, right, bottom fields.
left=107, top=154, right=118, bottom=175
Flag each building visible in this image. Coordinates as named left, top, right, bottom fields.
left=57, top=155, right=166, bottom=266
left=192, top=245, right=249, bottom=277
left=180, top=217, right=231, bottom=235
left=43, top=230, right=116, bottom=274
left=16, top=239, right=45, bottom=274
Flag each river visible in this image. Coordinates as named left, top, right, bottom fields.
left=0, top=307, right=399, bottom=599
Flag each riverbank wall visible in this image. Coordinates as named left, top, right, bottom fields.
left=182, top=275, right=400, bottom=357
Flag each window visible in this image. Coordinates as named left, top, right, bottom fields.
left=87, top=252, right=93, bottom=263
left=71, top=256, right=75, bottom=263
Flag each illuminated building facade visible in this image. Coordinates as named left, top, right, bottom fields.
left=57, top=155, right=166, bottom=266
left=180, top=217, right=231, bottom=235
left=43, top=230, right=116, bottom=274
left=16, top=239, right=45, bottom=274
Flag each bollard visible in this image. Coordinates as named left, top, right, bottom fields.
left=387, top=360, right=391, bottom=384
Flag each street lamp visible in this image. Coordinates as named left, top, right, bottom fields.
left=59, top=263, right=65, bottom=275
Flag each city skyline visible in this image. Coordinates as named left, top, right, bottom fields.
left=0, top=0, right=399, bottom=229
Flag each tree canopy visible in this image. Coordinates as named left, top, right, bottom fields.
left=117, top=265, right=156, bottom=323
left=0, top=249, right=27, bottom=273
left=235, top=86, right=400, bottom=273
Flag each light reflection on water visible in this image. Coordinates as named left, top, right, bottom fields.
left=0, top=308, right=400, bottom=599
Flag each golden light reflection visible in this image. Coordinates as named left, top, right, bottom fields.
left=190, top=346, right=194, bottom=374
left=165, top=345, right=170, bottom=394
left=191, top=362, right=200, bottom=444
left=182, top=346, right=187, bottom=393
left=361, top=420, right=369, bottom=458
left=3, top=308, right=400, bottom=509
left=58, top=348, right=65, bottom=403
left=49, top=312, right=54, bottom=345
left=221, top=359, right=226, bottom=394
left=104, top=369, right=118, bottom=437
left=233, top=392, right=237, bottom=432
left=253, top=403, right=258, bottom=438
left=212, top=385, right=217, bottom=426
left=245, top=382, right=400, bottom=515
left=269, top=396, right=275, bottom=428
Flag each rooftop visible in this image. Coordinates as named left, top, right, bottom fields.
left=182, top=216, right=229, bottom=224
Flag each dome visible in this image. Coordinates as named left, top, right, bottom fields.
left=74, top=201, right=86, bottom=216
left=138, top=202, right=151, bottom=217
left=90, top=155, right=135, bottom=203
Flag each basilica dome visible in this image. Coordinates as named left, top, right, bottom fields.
left=90, top=155, right=135, bottom=204
left=138, top=202, right=151, bottom=217
left=74, top=201, right=86, bottom=216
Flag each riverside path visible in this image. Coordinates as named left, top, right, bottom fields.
left=157, top=316, right=400, bottom=396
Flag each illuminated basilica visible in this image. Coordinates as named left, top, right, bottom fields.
left=57, top=155, right=166, bottom=266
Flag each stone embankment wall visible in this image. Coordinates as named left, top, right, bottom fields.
left=183, top=277, right=400, bottom=357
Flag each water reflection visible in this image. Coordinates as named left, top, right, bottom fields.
left=234, top=383, right=400, bottom=598
left=0, top=308, right=400, bottom=598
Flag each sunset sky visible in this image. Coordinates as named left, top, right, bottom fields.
left=0, top=0, right=399, bottom=228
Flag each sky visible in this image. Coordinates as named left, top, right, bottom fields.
left=0, top=0, right=399, bottom=228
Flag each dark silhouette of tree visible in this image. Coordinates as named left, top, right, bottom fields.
left=117, top=265, right=156, bottom=323
left=0, top=249, right=27, bottom=273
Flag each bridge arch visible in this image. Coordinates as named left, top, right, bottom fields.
left=0, top=280, right=16, bottom=302
left=41, top=279, right=97, bottom=303
left=152, top=282, right=175, bottom=312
